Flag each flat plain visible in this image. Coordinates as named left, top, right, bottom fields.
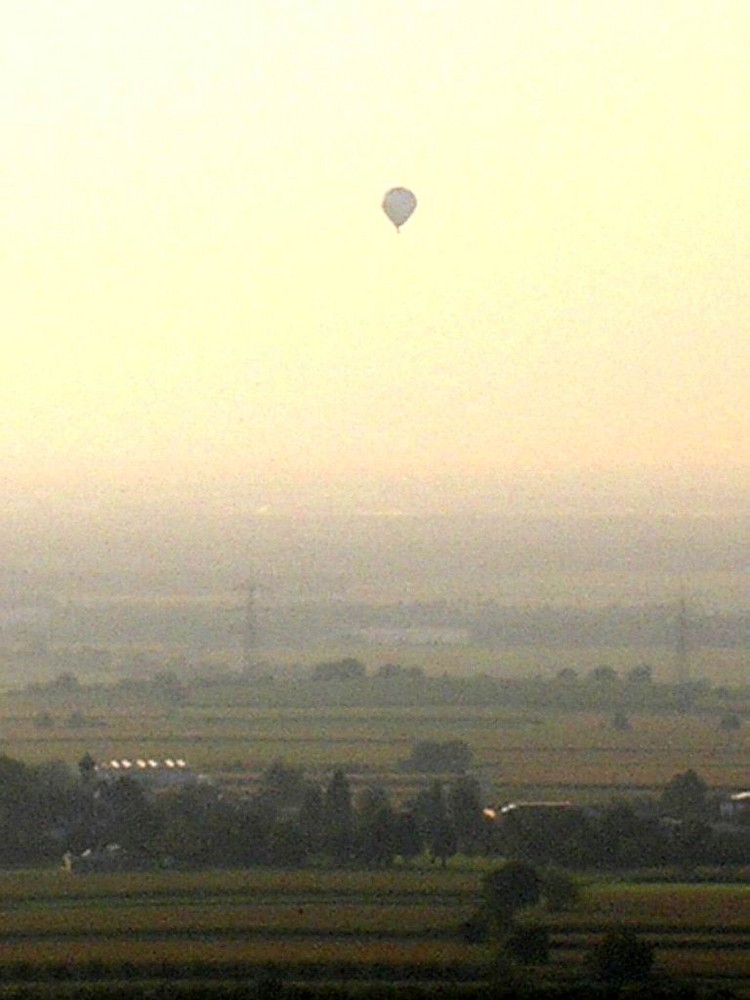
left=0, top=693, right=746, bottom=801
left=0, top=869, right=745, bottom=994
left=0, top=647, right=746, bottom=995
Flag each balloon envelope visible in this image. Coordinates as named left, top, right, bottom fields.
left=382, top=187, right=417, bottom=230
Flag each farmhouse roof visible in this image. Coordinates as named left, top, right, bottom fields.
left=500, top=801, right=575, bottom=813
left=96, top=757, right=189, bottom=773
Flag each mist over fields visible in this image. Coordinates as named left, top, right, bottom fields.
left=2, top=473, right=748, bottom=608
left=0, top=475, right=748, bottom=690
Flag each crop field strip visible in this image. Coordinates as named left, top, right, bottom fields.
left=2, top=733, right=743, bottom=772
left=0, top=873, right=745, bottom=991
left=0, top=870, right=480, bottom=904
left=0, top=933, right=747, bottom=992
left=0, top=903, right=470, bottom=936
left=0, top=913, right=747, bottom=949
left=0, top=704, right=744, bottom=787
left=0, top=938, right=490, bottom=972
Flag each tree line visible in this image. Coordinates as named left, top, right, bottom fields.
left=0, top=753, right=745, bottom=872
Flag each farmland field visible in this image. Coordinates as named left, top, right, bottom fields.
left=0, top=649, right=746, bottom=998
left=0, top=868, right=745, bottom=995
left=0, top=695, right=746, bottom=802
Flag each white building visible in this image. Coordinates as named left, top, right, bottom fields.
left=94, top=757, right=198, bottom=789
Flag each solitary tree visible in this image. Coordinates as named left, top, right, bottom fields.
left=323, top=769, right=353, bottom=864
left=481, top=861, right=541, bottom=929
left=555, top=667, right=578, bottom=683
left=626, top=663, right=653, bottom=684
left=312, top=659, right=366, bottom=682
left=414, top=780, right=456, bottom=867
left=448, top=775, right=485, bottom=854
left=390, top=811, right=423, bottom=863
left=256, top=760, right=307, bottom=819
left=78, top=752, right=97, bottom=785
left=589, top=665, right=618, bottom=684
left=297, top=783, right=325, bottom=855
left=356, top=785, right=396, bottom=867
left=720, top=712, right=742, bottom=731
left=660, top=768, right=707, bottom=822
left=611, top=709, right=631, bottom=731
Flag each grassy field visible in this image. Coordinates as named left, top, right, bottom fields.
left=0, top=868, right=745, bottom=994
left=0, top=698, right=745, bottom=800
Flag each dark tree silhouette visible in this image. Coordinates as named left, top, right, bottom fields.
left=660, top=768, right=707, bottom=821
left=589, top=927, right=654, bottom=985
left=414, top=780, right=456, bottom=867
left=481, top=861, right=541, bottom=927
left=323, top=769, right=353, bottom=864
left=448, top=775, right=485, bottom=854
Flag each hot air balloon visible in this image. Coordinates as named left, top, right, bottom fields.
left=382, top=187, right=417, bottom=232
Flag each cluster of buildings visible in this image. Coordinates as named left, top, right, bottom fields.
left=93, top=757, right=195, bottom=788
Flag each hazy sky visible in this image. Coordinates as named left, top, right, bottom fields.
left=3, top=0, right=749, bottom=509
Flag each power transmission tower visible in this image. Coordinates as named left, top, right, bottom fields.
left=674, top=596, right=691, bottom=686
left=240, top=580, right=259, bottom=673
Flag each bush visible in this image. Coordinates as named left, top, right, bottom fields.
left=504, top=922, right=550, bottom=964
left=311, top=658, right=366, bottom=682
left=720, top=712, right=742, bottom=731
left=589, top=927, right=654, bottom=985
left=482, top=861, right=541, bottom=927
left=611, top=709, right=632, bottom=731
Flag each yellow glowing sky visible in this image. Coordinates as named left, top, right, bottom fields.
left=3, top=0, right=749, bottom=503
